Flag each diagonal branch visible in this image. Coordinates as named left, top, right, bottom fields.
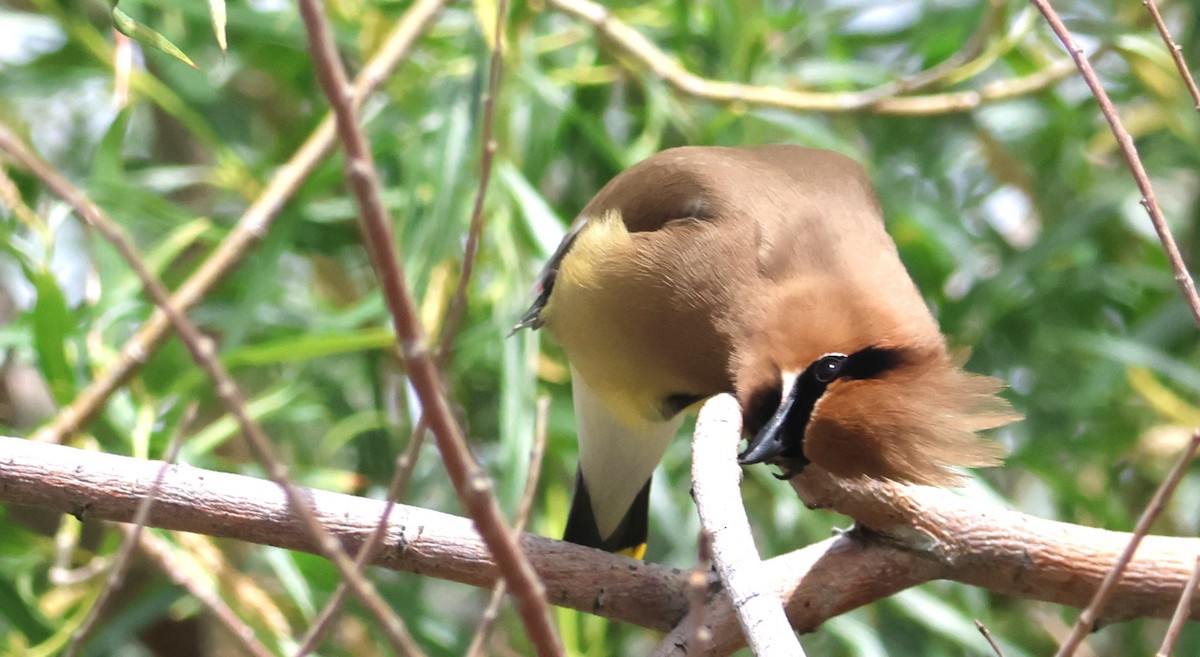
left=1029, top=0, right=1200, bottom=331
left=546, top=0, right=1078, bottom=116
left=1055, top=428, right=1200, bottom=657
left=0, top=126, right=421, bottom=656
left=294, top=1, right=561, bottom=654
left=1026, top=3, right=1200, bottom=655
left=1143, top=0, right=1200, bottom=111
left=131, top=527, right=277, bottom=657
left=295, top=3, right=505, bottom=651
left=465, top=395, right=551, bottom=657
left=30, top=0, right=446, bottom=444
left=1158, top=554, right=1200, bottom=657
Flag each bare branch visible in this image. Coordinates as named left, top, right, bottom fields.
left=30, top=0, right=446, bottom=444
left=0, top=436, right=692, bottom=629
left=681, top=394, right=806, bottom=656
left=466, top=395, right=550, bottom=657
left=438, top=0, right=508, bottom=359
left=293, top=416, right=431, bottom=656
left=1022, top=3, right=1200, bottom=654
left=1157, top=554, right=1200, bottom=657
left=65, top=426, right=189, bottom=657
left=0, top=126, right=420, bottom=656
left=546, top=0, right=1077, bottom=115
left=294, top=1, right=561, bottom=653
left=975, top=619, right=1006, bottom=657
left=1055, top=428, right=1200, bottom=657
left=1143, top=0, right=1200, bottom=111
left=1029, top=0, right=1200, bottom=332
left=133, top=527, right=276, bottom=657
left=6, top=435, right=1197, bottom=656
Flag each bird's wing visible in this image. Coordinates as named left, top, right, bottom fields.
left=513, top=146, right=736, bottom=333
left=512, top=222, right=584, bottom=332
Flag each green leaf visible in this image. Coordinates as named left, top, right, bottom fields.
left=223, top=327, right=396, bottom=368
left=110, top=4, right=197, bottom=69
left=320, top=409, right=392, bottom=458
left=30, top=268, right=75, bottom=405
left=181, top=385, right=298, bottom=458
left=207, top=0, right=227, bottom=51
left=0, top=575, right=53, bottom=645
left=498, top=162, right=565, bottom=258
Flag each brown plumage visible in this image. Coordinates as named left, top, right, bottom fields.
left=517, top=144, right=1018, bottom=555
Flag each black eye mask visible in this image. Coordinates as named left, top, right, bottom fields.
left=737, top=347, right=904, bottom=473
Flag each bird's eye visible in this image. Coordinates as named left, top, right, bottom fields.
left=813, top=354, right=847, bottom=384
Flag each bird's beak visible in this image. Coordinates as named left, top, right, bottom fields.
left=737, top=391, right=795, bottom=465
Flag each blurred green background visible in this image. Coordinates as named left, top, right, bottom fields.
left=0, top=0, right=1198, bottom=655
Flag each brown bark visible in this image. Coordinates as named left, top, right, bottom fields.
left=2, top=435, right=1197, bottom=655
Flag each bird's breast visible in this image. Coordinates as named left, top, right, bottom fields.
left=539, top=214, right=739, bottom=424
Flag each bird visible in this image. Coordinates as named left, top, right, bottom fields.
left=515, top=144, right=1017, bottom=558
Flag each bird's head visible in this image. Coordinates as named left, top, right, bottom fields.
left=733, top=281, right=1016, bottom=485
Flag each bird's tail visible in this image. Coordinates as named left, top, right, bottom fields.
left=562, top=468, right=651, bottom=559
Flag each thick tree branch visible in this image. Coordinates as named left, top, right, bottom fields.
left=3, top=435, right=1199, bottom=657
left=659, top=400, right=1200, bottom=657
left=0, top=437, right=691, bottom=629
left=787, top=470, right=1200, bottom=626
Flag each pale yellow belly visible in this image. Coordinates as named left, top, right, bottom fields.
left=540, top=214, right=735, bottom=425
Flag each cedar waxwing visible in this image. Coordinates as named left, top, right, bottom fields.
left=516, top=145, right=1017, bottom=558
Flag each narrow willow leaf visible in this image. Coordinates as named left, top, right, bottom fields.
left=223, top=327, right=396, bottom=368
left=207, top=0, right=227, bottom=51
left=0, top=575, right=53, bottom=644
left=473, top=0, right=499, bottom=52
left=110, top=5, right=198, bottom=69
left=30, top=268, right=75, bottom=405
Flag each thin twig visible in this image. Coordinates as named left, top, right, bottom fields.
left=62, top=415, right=189, bottom=657
left=1051, top=427, right=1200, bottom=657
left=0, top=126, right=423, bottom=657
left=292, top=416, right=431, bottom=656
left=682, top=394, right=806, bottom=656
left=465, top=395, right=550, bottom=657
left=438, top=0, right=508, bottom=359
left=297, top=3, right=515, bottom=639
left=30, top=0, right=446, bottom=444
left=301, top=0, right=511, bottom=628
left=976, top=619, right=1006, bottom=657
left=1156, top=553, right=1200, bottom=657
left=847, top=0, right=1003, bottom=105
left=547, top=0, right=1077, bottom=115
left=133, top=527, right=276, bottom=657
left=294, top=1, right=562, bottom=654
left=1025, top=2, right=1200, bottom=651
left=1142, top=0, right=1200, bottom=111
left=1030, top=0, right=1200, bottom=331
